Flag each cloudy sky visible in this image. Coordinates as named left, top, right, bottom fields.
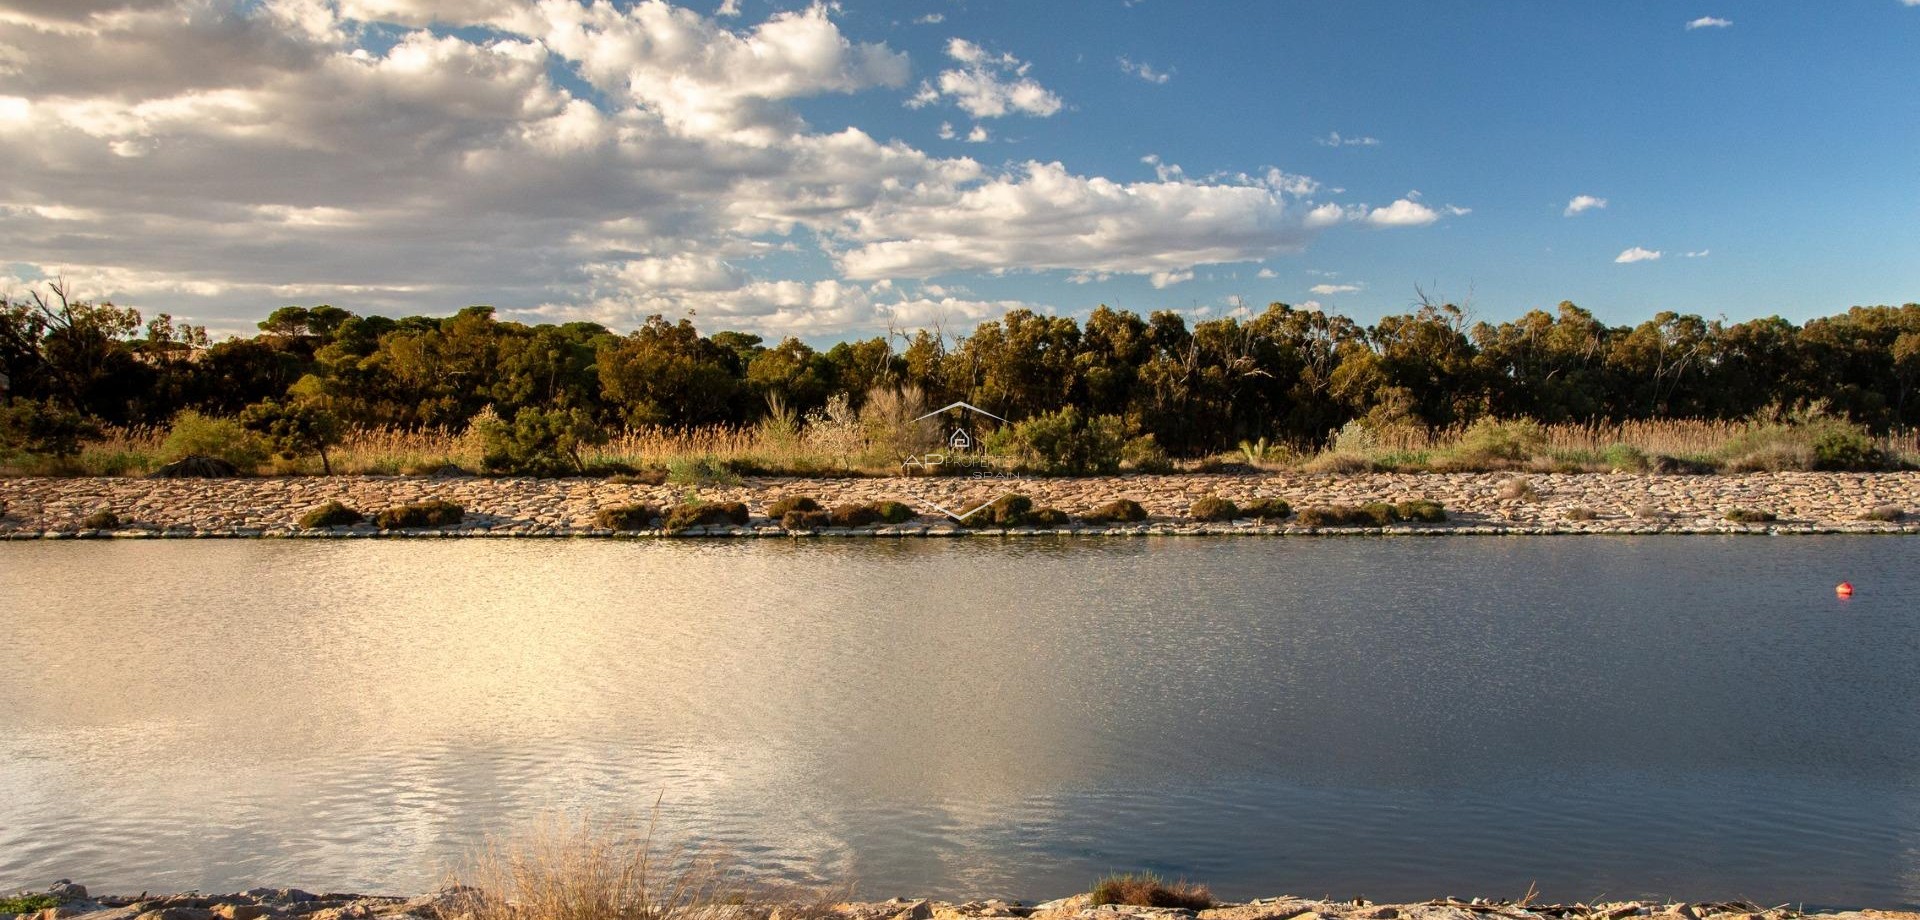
left=2, top=0, right=1916, bottom=339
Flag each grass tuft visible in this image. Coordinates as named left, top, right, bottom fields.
left=1088, top=873, right=1213, bottom=910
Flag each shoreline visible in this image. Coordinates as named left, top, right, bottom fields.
left=2, top=472, right=1917, bottom=539
left=4, top=887, right=1915, bottom=920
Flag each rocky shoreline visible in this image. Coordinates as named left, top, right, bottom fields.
left=3, top=884, right=1914, bottom=920
left=1, top=472, right=1917, bottom=539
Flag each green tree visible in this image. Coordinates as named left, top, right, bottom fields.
left=240, top=398, right=346, bottom=474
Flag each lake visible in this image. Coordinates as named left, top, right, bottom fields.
left=2, top=538, right=1917, bottom=907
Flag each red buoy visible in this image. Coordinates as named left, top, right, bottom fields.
left=1836, top=581, right=1855, bottom=598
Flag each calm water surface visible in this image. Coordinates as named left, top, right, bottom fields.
left=2, top=538, right=1917, bottom=906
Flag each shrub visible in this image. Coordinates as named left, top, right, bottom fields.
left=1027, top=507, right=1071, bottom=527
left=478, top=406, right=607, bottom=477
left=1296, top=503, right=1402, bottom=527
left=1861, top=504, right=1906, bottom=522
left=1394, top=498, right=1447, bottom=523
left=1122, top=434, right=1174, bottom=474
left=1000, top=407, right=1129, bottom=475
left=1652, top=454, right=1718, bottom=475
left=765, top=495, right=820, bottom=517
left=148, top=455, right=240, bottom=478
left=162, top=410, right=268, bottom=470
left=240, top=398, right=345, bottom=474
left=1440, top=417, right=1548, bottom=468
left=1600, top=443, right=1650, bottom=472
left=1496, top=476, right=1538, bottom=502
left=1083, top=498, right=1148, bottom=523
left=781, top=509, right=832, bottom=530
left=1, top=895, right=62, bottom=915
left=82, top=509, right=120, bottom=530
left=1241, top=497, right=1293, bottom=520
left=374, top=499, right=465, bottom=529
left=1188, top=495, right=1239, bottom=522
left=1565, top=506, right=1599, bottom=521
left=663, top=501, right=749, bottom=533
left=870, top=500, right=917, bottom=524
left=1089, top=873, right=1213, bottom=911
left=0, top=398, right=100, bottom=460
left=299, top=500, right=364, bottom=528
left=829, top=503, right=881, bottom=527
left=666, top=456, right=742, bottom=486
left=1725, top=507, right=1778, bottom=523
left=595, top=504, right=660, bottom=530
left=1811, top=428, right=1884, bottom=471
left=986, top=493, right=1034, bottom=526
left=608, top=468, right=669, bottom=486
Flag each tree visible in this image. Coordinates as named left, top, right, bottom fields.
left=477, top=405, right=608, bottom=476
left=240, top=398, right=345, bottom=474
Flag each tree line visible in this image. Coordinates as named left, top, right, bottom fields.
left=4, top=282, right=1918, bottom=461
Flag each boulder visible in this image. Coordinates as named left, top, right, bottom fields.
left=213, top=905, right=268, bottom=920
left=134, top=908, right=214, bottom=920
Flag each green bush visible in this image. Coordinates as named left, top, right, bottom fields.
left=1027, top=507, right=1071, bottom=527
left=1, top=895, right=62, bottom=914
left=1600, top=443, right=1650, bottom=472
left=870, top=500, right=916, bottom=524
left=1122, top=434, right=1174, bottom=473
left=957, top=493, right=1035, bottom=527
left=82, top=509, right=120, bottom=530
left=1241, top=497, right=1293, bottom=520
left=781, top=509, right=832, bottom=530
left=829, top=503, right=881, bottom=527
left=374, top=499, right=465, bottom=529
left=1438, top=417, right=1547, bottom=468
left=1000, top=407, right=1129, bottom=475
left=299, top=500, right=364, bottom=528
left=765, top=495, right=820, bottom=517
left=1083, top=498, right=1148, bottom=523
left=1394, top=498, right=1447, bottom=523
left=1725, top=507, right=1778, bottom=523
left=1296, top=503, right=1400, bottom=527
left=1811, top=428, right=1884, bottom=471
left=1189, top=495, right=1239, bottom=522
left=477, top=406, right=607, bottom=477
left=162, top=410, right=267, bottom=470
left=240, top=398, right=344, bottom=474
left=663, top=500, right=749, bottom=533
left=666, top=456, right=742, bottom=486
left=595, top=503, right=660, bottom=530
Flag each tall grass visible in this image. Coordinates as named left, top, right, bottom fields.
left=457, top=814, right=742, bottom=920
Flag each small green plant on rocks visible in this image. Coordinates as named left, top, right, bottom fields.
left=1860, top=504, right=1906, bottom=522
left=781, top=509, right=832, bottom=531
left=663, top=500, right=749, bottom=533
left=1188, top=495, right=1239, bottom=522
left=299, top=500, right=364, bottom=529
left=765, top=496, right=820, bottom=518
left=374, top=499, right=465, bottom=529
left=595, top=503, right=660, bottom=530
left=1082, top=498, right=1148, bottom=524
left=1, top=895, right=63, bottom=915
left=1725, top=507, right=1778, bottom=523
left=829, top=503, right=881, bottom=527
left=81, top=508, right=120, bottom=530
left=1027, top=507, right=1071, bottom=527
left=1241, top=497, right=1293, bottom=520
left=1393, top=498, right=1447, bottom=523
left=1089, top=873, right=1214, bottom=910
left=869, top=500, right=917, bottom=524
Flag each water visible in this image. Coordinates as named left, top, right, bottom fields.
left=2, top=537, right=1917, bottom=907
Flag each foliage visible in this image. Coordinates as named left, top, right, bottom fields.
left=765, top=495, right=821, bottom=517
left=781, top=509, right=832, bottom=530
left=1296, top=503, right=1399, bottom=527
left=1725, top=507, right=1778, bottom=523
left=1, top=398, right=101, bottom=460
left=0, top=895, right=62, bottom=914
left=1027, top=506, right=1071, bottom=527
left=1394, top=498, right=1447, bottom=523
left=828, top=503, right=881, bottom=527
left=1437, top=417, right=1547, bottom=469
left=1121, top=434, right=1173, bottom=473
left=1861, top=504, right=1906, bottom=522
left=299, top=500, right=364, bottom=528
left=1083, top=498, right=1148, bottom=523
left=162, top=410, right=267, bottom=469
left=959, top=493, right=1036, bottom=527
left=1497, top=476, right=1539, bottom=502
left=665, top=455, right=741, bottom=486
left=595, top=504, right=660, bottom=531
left=998, top=407, right=1129, bottom=475
left=374, top=499, right=465, bottom=529
left=1089, top=873, right=1213, bottom=910
left=1566, top=506, right=1599, bottom=521
left=82, top=508, right=120, bottom=529
left=869, top=500, right=916, bottom=523
left=149, top=455, right=240, bottom=478
left=1241, top=497, right=1293, bottom=520
left=477, top=405, right=608, bottom=476
left=1188, top=495, right=1239, bottom=522
left=663, top=500, right=749, bottom=533
left=241, top=398, right=345, bottom=474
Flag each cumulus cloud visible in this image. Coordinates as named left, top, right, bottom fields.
left=1256, top=267, right=1278, bottom=279
left=0, top=0, right=1450, bottom=334
left=1615, top=247, right=1663, bottom=263
left=1309, top=283, right=1360, bottom=295
left=1117, top=56, right=1171, bottom=84
left=1686, top=16, right=1732, bottom=29
left=1366, top=198, right=1440, bottom=227
left=906, top=37, right=1062, bottom=118
left=1564, top=194, right=1607, bottom=216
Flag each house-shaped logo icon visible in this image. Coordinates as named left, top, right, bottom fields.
left=948, top=428, right=972, bottom=451
left=899, top=401, right=1019, bottom=522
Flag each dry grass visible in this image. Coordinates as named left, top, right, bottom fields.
left=456, top=814, right=750, bottom=920
left=1087, top=873, right=1213, bottom=910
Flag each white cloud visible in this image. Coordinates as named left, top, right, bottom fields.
left=1366, top=197, right=1439, bottom=227
left=937, top=121, right=955, bottom=140
left=1686, top=16, right=1732, bottom=29
left=1615, top=247, right=1663, bottom=263
left=1685, top=249, right=1711, bottom=258
left=1315, top=131, right=1379, bottom=147
left=1309, top=283, right=1360, bottom=295
left=714, top=0, right=740, bottom=17
left=1117, top=56, right=1171, bottom=84
left=1564, top=194, right=1607, bottom=216
left=913, top=13, right=944, bottom=24
left=906, top=37, right=1062, bottom=118
left=1148, top=269, right=1193, bottom=288
left=1256, top=267, right=1278, bottom=279
left=965, top=124, right=989, bottom=143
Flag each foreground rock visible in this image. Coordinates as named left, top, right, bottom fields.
left=2, top=472, right=1917, bottom=538
left=3, top=886, right=1915, bottom=920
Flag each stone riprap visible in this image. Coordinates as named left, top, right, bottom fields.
left=0, top=472, right=1917, bottom=538
left=2, top=885, right=1916, bottom=920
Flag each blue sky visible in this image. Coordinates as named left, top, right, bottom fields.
left=1, top=0, right=1915, bottom=339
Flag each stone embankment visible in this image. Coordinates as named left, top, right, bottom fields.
left=1, top=472, right=1918, bottom=538
left=3, top=885, right=1915, bottom=920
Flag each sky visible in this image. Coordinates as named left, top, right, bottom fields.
left=1, top=0, right=1917, bottom=342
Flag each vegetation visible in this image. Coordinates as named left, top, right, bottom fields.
left=1725, top=508, right=1779, bottom=523
left=1861, top=504, right=1906, bottom=522
left=374, top=499, right=465, bottom=529
left=595, top=503, right=660, bottom=531
left=780, top=509, right=832, bottom=531
left=458, top=815, right=746, bottom=920
left=0, top=895, right=63, bottom=914
left=1565, top=506, right=1599, bottom=521
left=1188, top=495, right=1239, bottom=522
left=81, top=508, right=119, bottom=529
left=298, top=500, right=364, bottom=528
left=663, top=501, right=749, bottom=534
left=1394, top=498, right=1448, bottom=523
left=764, top=495, right=821, bottom=518
left=1082, top=498, right=1149, bottom=523
left=1295, top=500, right=1446, bottom=527
left=1241, top=497, right=1293, bottom=520
left=1088, top=873, right=1214, bottom=910
left=6, top=284, right=1920, bottom=476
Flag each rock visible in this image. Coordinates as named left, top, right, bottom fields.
left=1200, top=907, right=1316, bottom=920
left=134, top=909, right=214, bottom=920
left=213, top=906, right=268, bottom=920
left=241, top=893, right=314, bottom=906
left=393, top=887, right=479, bottom=920
left=892, top=902, right=934, bottom=920
left=48, top=886, right=88, bottom=903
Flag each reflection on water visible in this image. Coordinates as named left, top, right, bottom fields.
left=1, top=537, right=1918, bottom=907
